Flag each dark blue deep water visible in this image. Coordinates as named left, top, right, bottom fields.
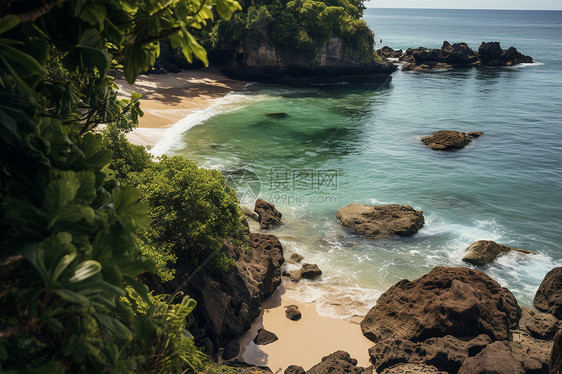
left=159, top=8, right=562, bottom=316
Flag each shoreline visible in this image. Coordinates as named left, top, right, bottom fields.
left=115, top=67, right=248, bottom=147
left=239, top=284, right=373, bottom=373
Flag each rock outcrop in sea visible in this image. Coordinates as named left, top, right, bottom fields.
left=226, top=37, right=397, bottom=84
left=336, top=204, right=424, bottom=239
left=421, top=130, right=483, bottom=151
left=377, top=41, right=533, bottom=71
left=255, top=198, right=283, bottom=230
left=462, top=240, right=535, bottom=266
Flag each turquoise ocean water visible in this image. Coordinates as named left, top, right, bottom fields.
left=158, top=9, right=562, bottom=318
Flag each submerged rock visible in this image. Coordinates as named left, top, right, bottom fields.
left=421, top=130, right=483, bottom=151
left=336, top=203, right=424, bottom=239
left=285, top=305, right=302, bottom=321
left=307, top=351, right=371, bottom=374
left=253, top=328, right=279, bottom=345
left=255, top=199, right=283, bottom=230
left=534, top=267, right=562, bottom=319
left=266, top=112, right=289, bottom=118
left=462, top=240, right=535, bottom=266
left=360, top=267, right=521, bottom=343
left=300, top=263, right=322, bottom=279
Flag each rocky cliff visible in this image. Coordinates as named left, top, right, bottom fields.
left=226, top=37, right=397, bottom=84
left=141, top=233, right=284, bottom=359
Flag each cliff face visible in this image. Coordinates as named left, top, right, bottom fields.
left=141, top=233, right=284, bottom=359
left=226, top=37, right=397, bottom=84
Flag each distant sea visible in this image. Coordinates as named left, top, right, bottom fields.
left=160, top=8, right=562, bottom=318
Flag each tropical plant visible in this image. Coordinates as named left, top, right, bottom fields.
left=130, top=155, right=247, bottom=273
left=0, top=0, right=241, bottom=372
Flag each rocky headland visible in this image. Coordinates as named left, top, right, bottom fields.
left=377, top=41, right=533, bottom=71
left=226, top=37, right=397, bottom=84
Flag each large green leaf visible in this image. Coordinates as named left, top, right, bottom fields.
left=112, top=186, right=148, bottom=233
left=69, top=260, right=102, bottom=282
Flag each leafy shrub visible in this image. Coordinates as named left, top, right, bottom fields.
left=131, top=155, right=247, bottom=272
left=0, top=0, right=242, bottom=371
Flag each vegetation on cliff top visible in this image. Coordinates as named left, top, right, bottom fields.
left=0, top=0, right=243, bottom=372
left=158, top=0, right=377, bottom=68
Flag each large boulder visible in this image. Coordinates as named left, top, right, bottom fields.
left=336, top=204, right=424, bottom=239
left=526, top=313, right=560, bottom=340
left=369, top=334, right=491, bottom=374
left=255, top=199, right=283, bottom=230
left=307, top=351, right=371, bottom=374
left=458, top=338, right=551, bottom=374
left=421, top=130, right=483, bottom=151
left=462, top=240, right=535, bottom=266
left=361, top=267, right=521, bottom=343
left=534, top=268, right=562, bottom=319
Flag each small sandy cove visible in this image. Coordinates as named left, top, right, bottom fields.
left=117, top=69, right=374, bottom=372
left=115, top=67, right=247, bottom=147
left=240, top=286, right=373, bottom=373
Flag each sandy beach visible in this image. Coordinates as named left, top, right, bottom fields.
left=115, top=67, right=247, bottom=147
left=240, top=286, right=374, bottom=373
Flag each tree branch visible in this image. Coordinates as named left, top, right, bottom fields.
left=15, top=0, right=61, bottom=23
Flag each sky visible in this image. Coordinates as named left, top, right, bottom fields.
left=366, top=0, right=562, bottom=10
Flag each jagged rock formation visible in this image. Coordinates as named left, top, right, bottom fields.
left=361, top=267, right=521, bottom=343
left=336, top=204, right=424, bottom=239
left=226, top=37, right=397, bottom=84
left=255, top=199, right=283, bottom=230
left=378, top=41, right=532, bottom=71
left=140, top=233, right=284, bottom=358
left=361, top=267, right=560, bottom=374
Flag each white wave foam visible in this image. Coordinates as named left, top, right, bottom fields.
left=149, top=92, right=269, bottom=157
left=506, top=62, right=545, bottom=68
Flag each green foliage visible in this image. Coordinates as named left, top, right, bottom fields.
left=0, top=0, right=243, bottom=372
left=130, top=155, right=246, bottom=272
left=211, top=0, right=374, bottom=61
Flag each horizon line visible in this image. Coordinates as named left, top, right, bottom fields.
left=366, top=6, right=562, bottom=11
